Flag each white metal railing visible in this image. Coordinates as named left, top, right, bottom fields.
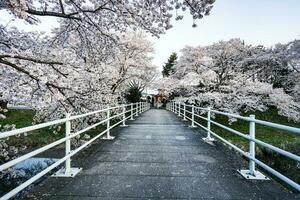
left=0, top=102, right=150, bottom=200
left=166, top=101, right=300, bottom=192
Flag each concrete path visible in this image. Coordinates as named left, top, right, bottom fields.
left=26, top=109, right=297, bottom=200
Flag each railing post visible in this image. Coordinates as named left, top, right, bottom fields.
left=65, top=113, right=71, bottom=174
left=183, top=103, right=187, bottom=121
left=178, top=102, right=181, bottom=116
left=102, top=105, right=115, bottom=140
left=141, top=102, right=143, bottom=113
left=53, top=113, right=82, bottom=177
left=238, top=114, right=268, bottom=180
left=249, top=114, right=256, bottom=175
left=189, top=105, right=196, bottom=128
left=121, top=104, right=128, bottom=127
left=135, top=102, right=139, bottom=116
left=202, top=107, right=215, bottom=142
left=173, top=102, right=175, bottom=113
left=130, top=103, right=134, bottom=120
left=139, top=102, right=142, bottom=114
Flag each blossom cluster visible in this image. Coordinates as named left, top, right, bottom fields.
left=158, top=39, right=300, bottom=122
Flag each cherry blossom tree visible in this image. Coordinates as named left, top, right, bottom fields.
left=2, top=0, right=215, bottom=33
left=0, top=0, right=216, bottom=120
left=109, top=32, right=158, bottom=93
left=0, top=0, right=217, bottom=171
left=158, top=39, right=300, bottom=122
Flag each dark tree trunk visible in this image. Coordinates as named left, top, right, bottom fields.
left=0, top=100, right=8, bottom=113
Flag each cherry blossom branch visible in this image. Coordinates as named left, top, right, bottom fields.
left=0, top=54, right=63, bottom=65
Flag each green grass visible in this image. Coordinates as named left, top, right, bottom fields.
left=2, top=107, right=299, bottom=153
left=0, top=109, right=109, bottom=149
left=0, top=109, right=65, bottom=147
left=191, top=108, right=300, bottom=152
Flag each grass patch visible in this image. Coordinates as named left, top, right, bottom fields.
left=1, top=109, right=66, bottom=147
left=188, top=107, right=300, bottom=151
left=0, top=109, right=118, bottom=149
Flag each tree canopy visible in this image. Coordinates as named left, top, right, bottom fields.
left=0, top=0, right=215, bottom=123
left=157, top=39, right=300, bottom=122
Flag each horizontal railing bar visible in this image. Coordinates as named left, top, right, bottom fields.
left=210, top=126, right=300, bottom=191
left=192, top=120, right=247, bottom=155
left=181, top=104, right=300, bottom=135
left=185, top=110, right=192, bottom=114
left=0, top=107, right=133, bottom=172
left=186, top=116, right=192, bottom=121
left=169, top=102, right=300, bottom=191
left=108, top=117, right=124, bottom=130
left=69, top=108, right=109, bottom=120
left=252, top=118, right=300, bottom=135
left=251, top=155, right=300, bottom=191
left=1, top=102, right=148, bottom=199
left=210, top=119, right=300, bottom=162
left=0, top=117, right=73, bottom=139
left=0, top=104, right=138, bottom=139
left=125, top=110, right=132, bottom=114
left=0, top=116, right=109, bottom=172
left=0, top=127, right=108, bottom=200
left=192, top=118, right=300, bottom=191
left=194, top=113, right=207, bottom=121
left=209, top=109, right=300, bottom=135
left=108, top=112, right=123, bottom=120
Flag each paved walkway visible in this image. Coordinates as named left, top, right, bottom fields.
left=26, top=109, right=297, bottom=199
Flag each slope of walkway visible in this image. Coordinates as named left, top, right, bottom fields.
left=26, top=109, right=297, bottom=200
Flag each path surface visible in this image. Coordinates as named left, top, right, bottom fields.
left=26, top=109, right=297, bottom=200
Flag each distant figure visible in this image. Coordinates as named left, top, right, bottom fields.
left=154, top=94, right=163, bottom=108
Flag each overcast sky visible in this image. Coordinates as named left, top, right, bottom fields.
left=151, top=0, right=300, bottom=70
left=1, top=0, right=300, bottom=72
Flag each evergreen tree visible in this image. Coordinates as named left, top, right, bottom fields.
left=162, top=52, right=178, bottom=77
left=124, top=81, right=144, bottom=103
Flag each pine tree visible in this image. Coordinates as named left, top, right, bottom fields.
left=162, top=52, right=178, bottom=77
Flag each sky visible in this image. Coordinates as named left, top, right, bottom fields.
left=1, top=0, right=300, bottom=72
left=151, top=0, right=300, bottom=70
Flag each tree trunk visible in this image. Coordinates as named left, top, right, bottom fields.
left=0, top=100, right=8, bottom=113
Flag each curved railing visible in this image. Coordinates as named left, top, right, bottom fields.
left=166, top=101, right=300, bottom=192
left=0, top=102, right=150, bottom=200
